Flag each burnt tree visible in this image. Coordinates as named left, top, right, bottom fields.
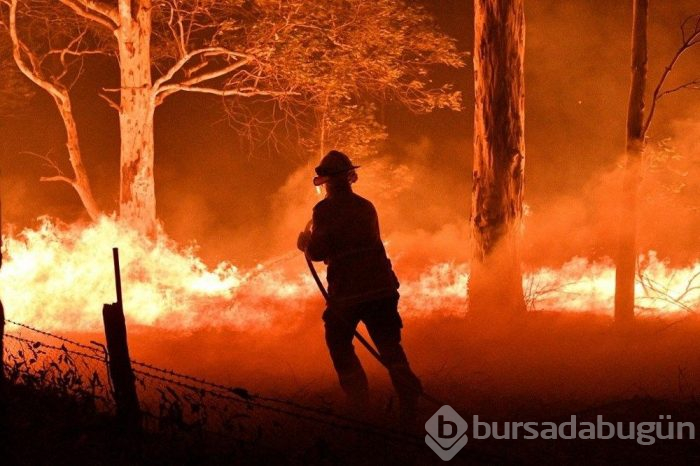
left=469, top=0, right=526, bottom=315
left=615, top=0, right=648, bottom=323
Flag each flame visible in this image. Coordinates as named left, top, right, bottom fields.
left=0, top=217, right=698, bottom=332
left=0, top=217, right=315, bottom=331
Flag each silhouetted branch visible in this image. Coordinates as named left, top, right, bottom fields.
left=656, top=78, right=700, bottom=99
left=643, top=13, right=700, bottom=135
left=22, top=150, right=70, bottom=183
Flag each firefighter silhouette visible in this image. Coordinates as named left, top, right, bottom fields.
left=297, top=150, right=422, bottom=419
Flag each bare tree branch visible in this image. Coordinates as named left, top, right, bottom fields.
left=152, top=47, right=252, bottom=92
left=179, top=59, right=252, bottom=87
left=98, top=90, right=120, bottom=110
left=23, top=150, right=78, bottom=187
left=57, top=0, right=118, bottom=31
left=40, top=175, right=74, bottom=185
left=657, top=78, right=700, bottom=99
left=643, top=13, right=700, bottom=135
left=7, top=0, right=65, bottom=102
left=158, top=85, right=296, bottom=98
left=22, top=149, right=66, bottom=176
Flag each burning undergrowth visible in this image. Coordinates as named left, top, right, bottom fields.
left=0, top=216, right=698, bottom=333
left=0, top=216, right=315, bottom=331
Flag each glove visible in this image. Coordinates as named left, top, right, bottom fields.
left=297, top=230, right=312, bottom=253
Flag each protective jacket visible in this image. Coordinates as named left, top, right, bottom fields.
left=306, top=187, right=399, bottom=307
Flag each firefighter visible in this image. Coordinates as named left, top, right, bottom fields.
left=297, top=150, right=422, bottom=419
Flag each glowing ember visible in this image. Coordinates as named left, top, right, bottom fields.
left=0, top=218, right=698, bottom=332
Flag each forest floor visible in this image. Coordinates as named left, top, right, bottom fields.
left=6, top=310, right=700, bottom=464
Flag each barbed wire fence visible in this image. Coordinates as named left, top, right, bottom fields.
left=1, top=317, right=425, bottom=450
left=3, top=319, right=113, bottom=413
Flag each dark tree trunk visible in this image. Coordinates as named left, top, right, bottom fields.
left=615, top=0, right=649, bottom=323
left=469, top=0, right=526, bottom=315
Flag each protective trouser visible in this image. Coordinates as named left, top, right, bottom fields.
left=323, top=295, right=422, bottom=406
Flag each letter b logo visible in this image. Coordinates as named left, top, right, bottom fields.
left=438, top=415, right=458, bottom=439
left=425, top=406, right=468, bottom=461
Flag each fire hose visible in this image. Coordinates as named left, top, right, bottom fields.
left=302, top=221, right=444, bottom=407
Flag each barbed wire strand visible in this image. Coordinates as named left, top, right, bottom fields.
left=5, top=333, right=106, bottom=363
left=132, top=367, right=423, bottom=447
left=130, top=356, right=437, bottom=442
left=129, top=357, right=414, bottom=438
left=4, top=318, right=99, bottom=352
left=3, top=318, right=421, bottom=444
left=3, top=321, right=502, bottom=462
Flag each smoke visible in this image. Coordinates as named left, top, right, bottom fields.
left=522, top=118, right=700, bottom=269
left=261, top=137, right=471, bottom=278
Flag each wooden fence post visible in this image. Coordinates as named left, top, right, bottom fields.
left=103, top=247, right=140, bottom=428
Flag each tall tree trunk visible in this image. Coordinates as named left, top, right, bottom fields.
left=469, top=0, right=526, bottom=316
left=615, top=0, right=648, bottom=323
left=116, top=1, right=157, bottom=235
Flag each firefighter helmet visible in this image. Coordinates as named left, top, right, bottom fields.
left=313, top=150, right=360, bottom=186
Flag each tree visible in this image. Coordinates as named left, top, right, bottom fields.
left=615, top=0, right=648, bottom=323
left=468, top=0, right=526, bottom=316
left=615, top=7, right=700, bottom=322
left=2, top=0, right=463, bottom=234
left=307, top=103, right=388, bottom=162
left=4, top=0, right=103, bottom=219
left=278, top=0, right=463, bottom=161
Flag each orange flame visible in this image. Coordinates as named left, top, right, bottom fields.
left=0, top=217, right=697, bottom=332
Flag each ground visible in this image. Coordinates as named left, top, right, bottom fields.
left=5, top=310, right=700, bottom=464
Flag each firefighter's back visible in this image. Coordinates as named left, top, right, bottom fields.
left=315, top=191, right=399, bottom=306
